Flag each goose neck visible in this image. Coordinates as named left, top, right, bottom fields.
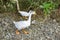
left=27, top=14, right=32, bottom=22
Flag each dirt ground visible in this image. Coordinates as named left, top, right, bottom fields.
left=0, top=9, right=60, bottom=40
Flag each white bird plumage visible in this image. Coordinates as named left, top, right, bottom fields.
left=13, top=13, right=33, bottom=30
left=16, top=0, right=36, bottom=16
left=18, top=10, right=36, bottom=16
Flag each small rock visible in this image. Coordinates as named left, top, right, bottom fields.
left=32, top=20, right=36, bottom=24
left=53, top=19, right=56, bottom=22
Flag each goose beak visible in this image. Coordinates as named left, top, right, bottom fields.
left=33, top=12, right=37, bottom=15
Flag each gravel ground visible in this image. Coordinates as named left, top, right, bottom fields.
left=0, top=13, right=60, bottom=40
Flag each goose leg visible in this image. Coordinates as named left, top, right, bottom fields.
left=15, top=29, right=20, bottom=35
left=22, top=29, right=29, bottom=34
left=23, top=16, right=28, bottom=19
left=25, top=16, right=28, bottom=19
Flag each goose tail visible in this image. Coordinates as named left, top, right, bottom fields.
left=13, top=21, right=16, bottom=24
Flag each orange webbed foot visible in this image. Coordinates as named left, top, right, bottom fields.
left=15, top=29, right=20, bottom=35
left=22, top=29, right=29, bottom=34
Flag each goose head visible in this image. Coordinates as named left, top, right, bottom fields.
left=29, top=10, right=36, bottom=15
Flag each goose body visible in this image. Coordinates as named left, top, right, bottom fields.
left=18, top=10, right=35, bottom=16
left=13, top=13, right=32, bottom=30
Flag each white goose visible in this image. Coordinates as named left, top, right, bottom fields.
left=13, top=12, right=35, bottom=34
left=16, top=0, right=36, bottom=16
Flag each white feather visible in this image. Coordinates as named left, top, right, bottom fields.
left=13, top=13, right=32, bottom=30
left=18, top=10, right=36, bottom=16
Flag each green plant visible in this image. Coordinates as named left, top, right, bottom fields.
left=27, top=0, right=40, bottom=10
left=40, top=1, right=57, bottom=16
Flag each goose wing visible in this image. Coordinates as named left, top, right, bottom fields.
left=18, top=11, right=30, bottom=16
left=14, top=21, right=29, bottom=30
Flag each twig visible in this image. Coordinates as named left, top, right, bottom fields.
left=16, top=0, right=20, bottom=11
